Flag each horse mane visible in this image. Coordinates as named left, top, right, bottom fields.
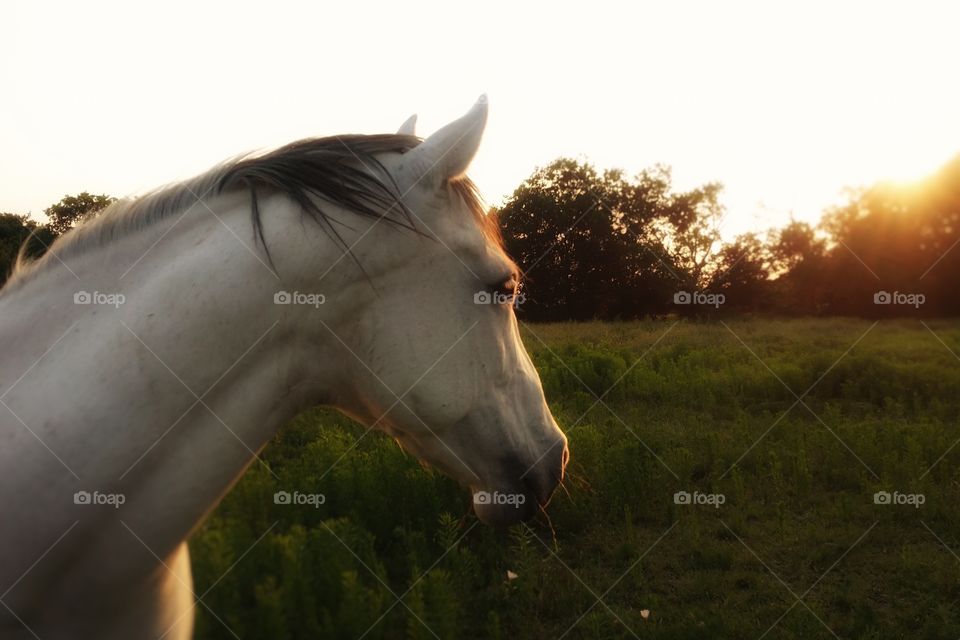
left=5, top=133, right=503, bottom=290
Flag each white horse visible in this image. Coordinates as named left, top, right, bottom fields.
left=0, top=97, right=567, bottom=639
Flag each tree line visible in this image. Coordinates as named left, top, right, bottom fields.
left=499, top=155, right=960, bottom=319
left=3, top=155, right=959, bottom=319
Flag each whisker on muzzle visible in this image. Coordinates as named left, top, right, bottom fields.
left=536, top=503, right=559, bottom=549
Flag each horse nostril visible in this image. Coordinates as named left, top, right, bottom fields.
left=520, top=440, right=566, bottom=507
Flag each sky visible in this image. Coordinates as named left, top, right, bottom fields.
left=2, top=0, right=959, bottom=239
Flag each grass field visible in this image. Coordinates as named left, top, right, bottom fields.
left=189, top=318, right=960, bottom=639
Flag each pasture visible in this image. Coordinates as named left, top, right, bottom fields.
left=191, top=318, right=960, bottom=639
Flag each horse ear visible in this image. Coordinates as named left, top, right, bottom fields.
left=404, top=95, right=488, bottom=182
left=397, top=114, right=417, bottom=136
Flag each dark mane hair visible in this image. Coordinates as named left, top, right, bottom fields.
left=7, top=133, right=503, bottom=289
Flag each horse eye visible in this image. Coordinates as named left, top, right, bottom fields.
left=492, top=276, right=519, bottom=304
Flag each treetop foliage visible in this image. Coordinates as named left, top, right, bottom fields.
left=499, top=154, right=960, bottom=319
left=44, top=191, right=115, bottom=235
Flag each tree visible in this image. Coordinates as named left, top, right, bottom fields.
left=44, top=192, right=116, bottom=235
left=643, top=177, right=725, bottom=291
left=769, top=220, right=825, bottom=274
left=498, top=158, right=733, bottom=320
left=0, top=213, right=55, bottom=286
left=498, top=159, right=670, bottom=319
left=709, top=232, right=773, bottom=311
left=763, top=221, right=829, bottom=314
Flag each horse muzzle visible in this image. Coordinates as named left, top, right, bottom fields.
left=471, top=433, right=568, bottom=527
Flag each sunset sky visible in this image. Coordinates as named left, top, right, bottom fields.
left=3, top=0, right=959, bottom=239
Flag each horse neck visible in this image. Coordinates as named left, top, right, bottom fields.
left=0, top=190, right=349, bottom=568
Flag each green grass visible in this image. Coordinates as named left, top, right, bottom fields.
left=190, top=318, right=960, bottom=639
